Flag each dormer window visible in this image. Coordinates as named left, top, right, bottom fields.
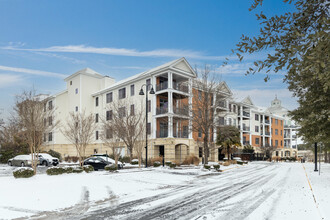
left=70, top=81, right=72, bottom=86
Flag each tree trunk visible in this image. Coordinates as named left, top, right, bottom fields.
left=325, top=151, right=328, bottom=163
left=203, top=135, right=208, bottom=164
left=227, top=146, right=230, bottom=161
left=129, top=146, right=133, bottom=163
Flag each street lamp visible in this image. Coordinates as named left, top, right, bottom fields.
left=139, top=84, right=155, bottom=168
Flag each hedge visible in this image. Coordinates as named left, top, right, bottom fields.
left=83, top=165, right=94, bottom=173
left=153, top=161, right=161, bottom=167
left=13, top=167, right=34, bottom=178
left=105, top=164, right=118, bottom=172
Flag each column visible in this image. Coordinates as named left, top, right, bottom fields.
left=269, top=117, right=272, bottom=146
left=168, top=72, right=173, bottom=89
left=152, top=76, right=157, bottom=139
left=188, top=78, right=193, bottom=139
left=168, top=92, right=173, bottom=113
left=249, top=108, right=252, bottom=145
left=240, top=106, right=243, bottom=145
left=262, top=115, right=265, bottom=146
left=168, top=116, right=173, bottom=138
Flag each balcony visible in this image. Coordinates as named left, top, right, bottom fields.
left=243, top=126, right=250, bottom=131
left=264, top=119, right=270, bottom=124
left=216, top=101, right=227, bottom=109
left=156, top=81, right=168, bottom=91
left=265, top=131, right=270, bottom=135
left=243, top=111, right=250, bottom=117
left=173, top=107, right=189, bottom=116
left=173, top=130, right=188, bottom=138
left=173, top=82, right=189, bottom=93
left=156, top=107, right=168, bottom=115
left=157, top=130, right=168, bottom=138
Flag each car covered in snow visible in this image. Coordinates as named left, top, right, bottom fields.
left=36, top=153, right=59, bottom=166
left=8, top=155, right=39, bottom=167
left=84, top=155, right=123, bottom=170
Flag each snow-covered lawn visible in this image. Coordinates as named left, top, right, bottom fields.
left=0, top=162, right=329, bottom=220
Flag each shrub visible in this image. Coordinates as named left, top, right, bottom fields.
left=131, top=159, right=139, bottom=165
left=105, top=164, right=118, bottom=172
left=120, top=156, right=131, bottom=164
left=72, top=167, right=83, bottom=173
left=213, top=164, right=220, bottom=170
left=204, top=164, right=211, bottom=170
left=46, top=167, right=65, bottom=175
left=223, top=161, right=230, bottom=166
left=230, top=160, right=237, bottom=165
left=173, top=160, right=181, bottom=167
left=47, top=149, right=62, bottom=161
left=165, top=161, right=172, bottom=166
left=64, top=156, right=79, bottom=163
left=153, top=161, right=161, bottom=167
left=182, top=155, right=200, bottom=166
left=237, top=161, right=244, bottom=165
left=13, top=167, right=34, bottom=178
left=151, top=157, right=163, bottom=165
left=169, top=163, right=177, bottom=168
left=83, top=165, right=94, bottom=173
left=63, top=166, right=74, bottom=173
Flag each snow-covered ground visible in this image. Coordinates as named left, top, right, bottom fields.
left=0, top=162, right=329, bottom=220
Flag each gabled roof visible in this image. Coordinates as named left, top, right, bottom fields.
left=92, top=57, right=196, bottom=96
left=219, top=81, right=233, bottom=96
left=241, top=96, right=254, bottom=106
left=64, top=67, right=105, bottom=81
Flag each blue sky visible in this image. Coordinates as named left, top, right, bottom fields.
left=0, top=0, right=297, bottom=119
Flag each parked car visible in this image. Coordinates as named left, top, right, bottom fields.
left=84, top=156, right=123, bottom=171
left=37, top=153, right=59, bottom=166
left=92, top=154, right=124, bottom=168
left=8, top=155, right=39, bottom=167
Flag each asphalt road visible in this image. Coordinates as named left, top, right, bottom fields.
left=31, top=162, right=288, bottom=220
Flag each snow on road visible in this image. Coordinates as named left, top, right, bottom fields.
left=0, top=162, right=329, bottom=220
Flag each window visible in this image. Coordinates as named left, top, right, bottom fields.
left=130, top=104, right=135, bottom=116
left=48, top=101, right=53, bottom=110
left=44, top=103, right=46, bottom=112
left=275, top=140, right=278, bottom=146
left=146, top=79, right=151, bottom=91
left=43, top=133, right=46, bottom=142
left=255, top=114, right=259, bottom=121
left=233, top=119, right=236, bottom=126
left=70, top=81, right=72, bottom=85
left=198, top=129, right=202, bottom=138
left=106, top=92, right=113, bottom=103
left=119, top=88, right=126, bottom=99
left=271, top=128, right=273, bottom=134
left=281, top=130, right=282, bottom=136
left=281, top=120, right=283, bottom=126
left=228, top=118, right=232, bottom=126
left=96, top=131, right=99, bottom=140
left=255, top=126, right=259, bottom=132
left=198, top=90, right=202, bottom=100
left=75, top=106, right=78, bottom=112
left=255, top=137, right=260, bottom=145
left=48, top=116, right=52, bottom=126
left=147, top=123, right=151, bottom=134
left=233, top=105, right=236, bottom=113
left=48, top=132, right=52, bottom=142
left=219, top=117, right=225, bottom=126
left=275, top=119, right=278, bottom=125
left=148, top=100, right=151, bottom=112
left=75, top=88, right=78, bottom=94
left=130, top=84, right=134, bottom=96
left=199, top=147, right=203, bottom=157
left=229, top=104, right=232, bottom=112
left=95, top=97, right=99, bottom=107
left=281, top=140, right=283, bottom=146
left=106, top=129, right=113, bottom=139
left=119, top=107, right=126, bottom=118
left=106, top=110, right=112, bottom=120
left=95, top=113, right=99, bottom=123
left=275, top=129, right=278, bottom=135
left=44, top=118, right=47, bottom=127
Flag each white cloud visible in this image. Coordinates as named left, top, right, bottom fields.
left=0, top=65, right=66, bottom=78
left=232, top=88, right=298, bottom=110
left=2, top=45, right=228, bottom=61
left=0, top=74, right=24, bottom=88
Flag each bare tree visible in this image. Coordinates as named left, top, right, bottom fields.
left=134, top=122, right=146, bottom=168
left=14, top=90, right=57, bottom=174
left=260, top=144, right=277, bottom=161
left=190, top=65, right=227, bottom=164
left=100, top=125, right=122, bottom=167
left=105, top=100, right=145, bottom=162
left=61, top=110, right=96, bottom=167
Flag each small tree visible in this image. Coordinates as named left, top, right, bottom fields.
left=100, top=126, right=122, bottom=167
left=14, top=90, right=58, bottom=174
left=260, top=144, right=277, bottom=161
left=61, top=111, right=96, bottom=167
left=243, top=145, right=255, bottom=154
left=217, top=126, right=241, bottom=160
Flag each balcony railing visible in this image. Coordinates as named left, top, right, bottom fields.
left=265, top=131, right=270, bottom=135
left=243, top=126, right=250, bottom=131
left=243, top=111, right=250, bottom=117
left=173, top=107, right=189, bottom=116
left=264, top=119, right=270, bottom=124
left=173, top=130, right=189, bottom=138
left=157, top=130, right=168, bottom=138
left=156, top=107, right=168, bottom=115
left=156, top=81, right=168, bottom=91
left=216, top=101, right=227, bottom=109
left=173, top=82, right=189, bottom=93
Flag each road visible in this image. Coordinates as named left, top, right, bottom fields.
left=30, top=162, right=320, bottom=220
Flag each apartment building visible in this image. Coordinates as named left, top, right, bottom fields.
left=41, top=57, right=298, bottom=162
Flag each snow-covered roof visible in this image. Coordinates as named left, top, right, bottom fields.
left=64, top=67, right=106, bottom=81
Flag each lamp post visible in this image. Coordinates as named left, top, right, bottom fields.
left=314, top=142, right=318, bottom=172
left=139, top=83, right=155, bottom=168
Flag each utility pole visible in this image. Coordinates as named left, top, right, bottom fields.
left=314, top=142, right=318, bottom=172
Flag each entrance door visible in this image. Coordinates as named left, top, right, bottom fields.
left=218, top=148, right=225, bottom=161
left=159, top=145, right=164, bottom=157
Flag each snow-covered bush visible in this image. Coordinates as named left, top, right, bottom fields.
left=213, top=164, right=220, bottom=170
left=131, top=159, right=139, bottom=165
left=165, top=161, right=172, bottom=166
left=169, top=163, right=176, bottom=169
left=63, top=166, right=74, bottom=173
left=182, top=155, right=200, bottom=165
left=153, top=161, right=161, bottom=167
left=204, top=164, right=211, bottom=170
left=237, top=161, right=244, bottom=165
left=223, top=161, right=230, bottom=166
left=46, top=167, right=65, bottom=175
left=105, top=164, right=118, bottom=172
left=83, top=165, right=94, bottom=173
left=13, top=167, right=34, bottom=178
left=72, top=167, right=83, bottom=173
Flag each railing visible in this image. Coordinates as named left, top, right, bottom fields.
left=173, top=82, right=189, bottom=93
left=243, top=126, right=250, bottom=131
left=216, top=101, right=227, bottom=109
left=157, top=130, right=168, bottom=138
left=264, top=119, right=270, bottom=124
left=156, top=81, right=168, bottom=91
left=243, top=111, right=250, bottom=117
left=173, top=130, right=189, bottom=138
left=173, top=107, right=189, bottom=116
left=156, top=107, right=168, bottom=115
left=292, top=135, right=297, bottom=139
left=265, top=131, right=270, bottom=135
